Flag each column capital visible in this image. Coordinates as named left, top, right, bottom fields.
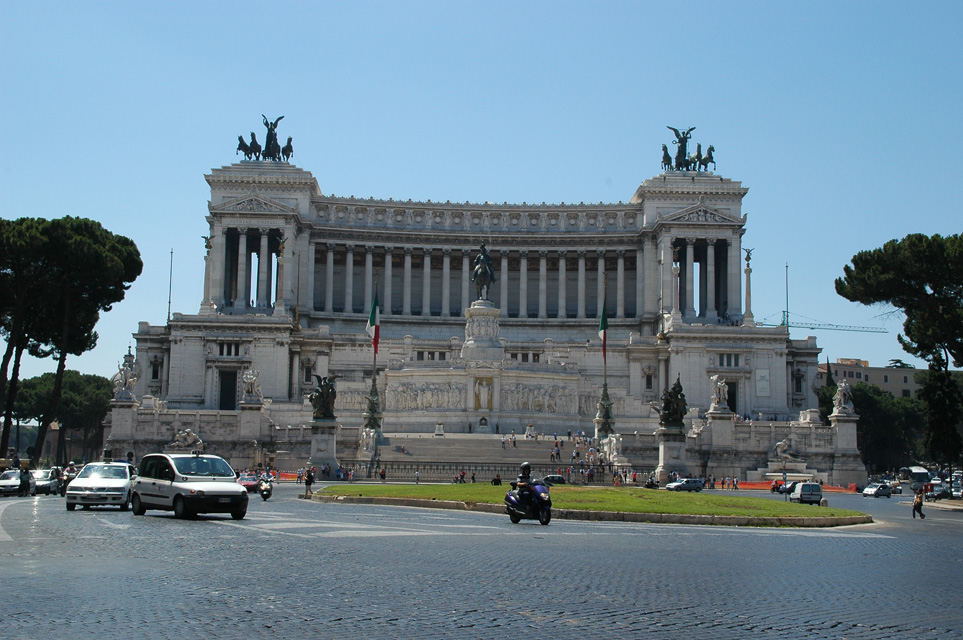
left=596, top=250, right=606, bottom=259
left=345, top=244, right=355, bottom=253
left=422, top=247, right=432, bottom=256
left=404, top=247, right=414, bottom=256
left=442, top=248, right=452, bottom=257
left=326, top=242, right=338, bottom=251
left=616, top=249, right=626, bottom=258
left=538, top=249, right=548, bottom=259
left=384, top=246, right=394, bottom=254
left=577, top=249, right=587, bottom=258
left=237, top=227, right=248, bottom=236
left=365, top=244, right=375, bottom=254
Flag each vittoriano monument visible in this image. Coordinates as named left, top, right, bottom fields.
left=663, top=126, right=715, bottom=172
left=236, top=115, right=293, bottom=162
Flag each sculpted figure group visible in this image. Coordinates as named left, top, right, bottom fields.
left=236, top=115, right=293, bottom=162
left=664, top=126, right=716, bottom=172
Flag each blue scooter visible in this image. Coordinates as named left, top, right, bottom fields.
left=505, top=477, right=552, bottom=525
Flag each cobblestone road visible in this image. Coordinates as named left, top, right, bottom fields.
left=1, top=485, right=961, bottom=639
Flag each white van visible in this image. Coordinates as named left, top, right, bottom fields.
left=131, top=452, right=248, bottom=519
left=789, top=482, right=823, bottom=505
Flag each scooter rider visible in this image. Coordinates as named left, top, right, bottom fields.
left=516, top=462, right=533, bottom=506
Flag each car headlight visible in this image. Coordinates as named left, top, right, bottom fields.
left=188, top=489, right=205, bottom=497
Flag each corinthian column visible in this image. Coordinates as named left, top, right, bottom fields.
left=403, top=247, right=412, bottom=315
left=422, top=248, right=432, bottom=317
left=684, top=239, right=695, bottom=318
left=442, top=249, right=451, bottom=316
left=596, top=250, right=605, bottom=318
left=706, top=240, right=717, bottom=320
left=344, top=244, right=355, bottom=313
left=236, top=228, right=248, bottom=308
left=500, top=253, right=509, bottom=310
left=461, top=251, right=470, bottom=309
left=538, top=250, right=547, bottom=319
left=616, top=249, right=625, bottom=318
left=324, top=243, right=335, bottom=312
left=557, top=251, right=567, bottom=319
left=383, top=247, right=393, bottom=316
left=364, top=245, right=374, bottom=314
left=258, top=230, right=270, bottom=308
left=518, top=252, right=528, bottom=318
left=577, top=250, right=586, bottom=319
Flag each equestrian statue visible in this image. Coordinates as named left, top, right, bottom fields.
left=470, top=242, right=497, bottom=301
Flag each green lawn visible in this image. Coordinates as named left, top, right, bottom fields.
left=316, top=484, right=865, bottom=519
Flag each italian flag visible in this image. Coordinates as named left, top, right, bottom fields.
left=366, top=292, right=380, bottom=354
left=598, top=298, right=608, bottom=362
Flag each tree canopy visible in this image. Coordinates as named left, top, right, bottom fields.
left=835, top=233, right=963, bottom=368
left=0, top=217, right=141, bottom=460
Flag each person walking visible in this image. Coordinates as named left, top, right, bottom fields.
left=303, top=466, right=315, bottom=498
left=912, top=490, right=925, bottom=519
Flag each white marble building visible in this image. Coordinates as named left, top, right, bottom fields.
left=108, top=156, right=839, bottom=477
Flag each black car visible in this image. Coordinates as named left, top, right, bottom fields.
left=778, top=481, right=799, bottom=495
left=542, top=475, right=566, bottom=486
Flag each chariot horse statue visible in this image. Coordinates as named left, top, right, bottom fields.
left=470, top=242, right=497, bottom=301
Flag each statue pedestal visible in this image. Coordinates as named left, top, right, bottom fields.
left=239, top=402, right=264, bottom=439
left=308, top=420, right=340, bottom=470
left=829, top=411, right=866, bottom=487
left=461, top=300, right=504, bottom=362
left=433, top=422, right=446, bottom=437
left=655, top=426, right=690, bottom=484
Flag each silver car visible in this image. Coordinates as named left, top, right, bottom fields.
left=65, top=462, right=135, bottom=510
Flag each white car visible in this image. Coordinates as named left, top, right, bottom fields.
left=65, top=462, right=136, bottom=510
left=131, top=453, right=248, bottom=519
left=0, top=469, right=36, bottom=496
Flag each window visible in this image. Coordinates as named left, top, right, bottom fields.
left=151, top=362, right=161, bottom=380
left=903, top=375, right=908, bottom=384
left=416, top=351, right=424, bottom=361
left=532, top=353, right=539, bottom=363
left=645, top=374, right=653, bottom=390
left=303, top=367, right=313, bottom=383
left=856, top=372, right=862, bottom=380
left=884, top=375, right=889, bottom=383
left=218, top=343, right=240, bottom=357
left=438, top=352, right=446, bottom=361
left=521, top=353, right=529, bottom=363
left=902, top=389, right=911, bottom=398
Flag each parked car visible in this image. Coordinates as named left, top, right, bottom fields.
left=925, top=484, right=951, bottom=501
left=789, top=482, right=823, bottom=505
left=862, top=483, right=892, bottom=498
left=65, top=462, right=136, bottom=511
left=666, top=478, right=703, bottom=492
left=31, top=469, right=60, bottom=496
left=237, top=473, right=259, bottom=492
left=542, top=475, right=566, bottom=486
left=952, top=482, right=962, bottom=499
left=0, top=469, right=35, bottom=496
left=131, top=453, right=248, bottom=519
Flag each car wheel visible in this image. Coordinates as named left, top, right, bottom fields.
left=66, top=503, right=76, bottom=511
left=173, top=496, right=191, bottom=519
left=231, top=509, right=246, bottom=520
left=131, top=494, right=146, bottom=516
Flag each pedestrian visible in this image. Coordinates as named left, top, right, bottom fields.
left=303, top=466, right=314, bottom=497
left=380, top=467, right=386, bottom=483
left=912, top=490, right=925, bottom=519
left=415, top=470, right=420, bottom=484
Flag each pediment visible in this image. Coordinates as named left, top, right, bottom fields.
left=663, top=199, right=743, bottom=224
left=209, top=193, right=297, bottom=215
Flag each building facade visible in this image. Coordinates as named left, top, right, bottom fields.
left=105, top=155, right=854, bottom=479
left=817, top=359, right=921, bottom=399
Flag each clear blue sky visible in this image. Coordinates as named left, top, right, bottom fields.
left=2, top=1, right=960, bottom=381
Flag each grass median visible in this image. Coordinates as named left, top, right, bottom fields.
left=315, top=484, right=865, bottom=519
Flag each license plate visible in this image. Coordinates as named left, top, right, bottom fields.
left=218, top=497, right=231, bottom=503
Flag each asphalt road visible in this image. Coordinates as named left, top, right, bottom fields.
left=1, top=484, right=961, bottom=639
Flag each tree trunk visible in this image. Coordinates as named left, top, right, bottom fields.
left=34, top=300, right=72, bottom=468
left=0, top=341, right=26, bottom=456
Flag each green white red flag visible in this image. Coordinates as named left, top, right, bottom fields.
left=366, top=293, right=380, bottom=354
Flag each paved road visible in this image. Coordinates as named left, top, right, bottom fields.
left=1, top=485, right=961, bottom=639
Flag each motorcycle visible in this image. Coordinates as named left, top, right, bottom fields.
left=505, top=477, right=552, bottom=525
left=257, top=477, right=273, bottom=501
left=59, top=468, right=78, bottom=497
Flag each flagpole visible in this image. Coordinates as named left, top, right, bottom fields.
left=602, top=272, right=608, bottom=385
left=372, top=271, right=379, bottom=380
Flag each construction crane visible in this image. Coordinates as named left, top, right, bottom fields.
left=756, top=264, right=888, bottom=334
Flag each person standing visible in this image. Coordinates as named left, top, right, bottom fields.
left=303, top=466, right=315, bottom=498
left=912, top=490, right=925, bottom=519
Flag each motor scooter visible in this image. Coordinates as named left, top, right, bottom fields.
left=504, top=477, right=552, bottom=525
left=257, top=477, right=273, bottom=501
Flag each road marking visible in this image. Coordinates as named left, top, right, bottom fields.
left=0, top=500, right=16, bottom=541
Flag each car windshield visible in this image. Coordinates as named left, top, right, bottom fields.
left=77, top=465, right=129, bottom=480
left=173, top=456, right=235, bottom=477
left=1, top=470, right=19, bottom=480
